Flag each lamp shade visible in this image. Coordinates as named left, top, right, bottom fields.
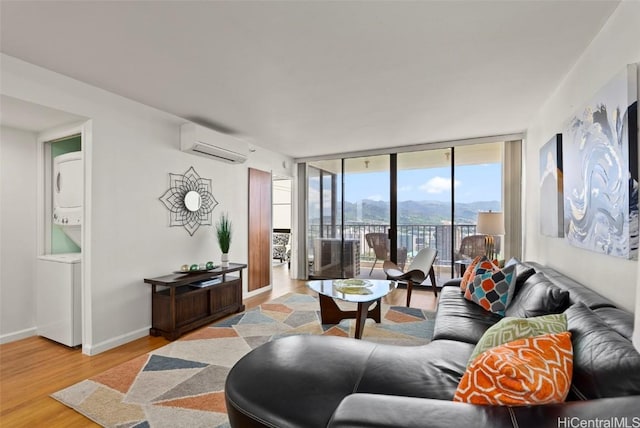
left=477, top=211, right=505, bottom=235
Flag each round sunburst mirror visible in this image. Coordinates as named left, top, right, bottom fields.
left=184, top=190, right=202, bottom=212
left=159, top=166, right=218, bottom=236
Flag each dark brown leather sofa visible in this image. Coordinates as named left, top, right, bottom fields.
left=225, top=261, right=640, bottom=427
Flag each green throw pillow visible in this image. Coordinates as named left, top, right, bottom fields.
left=468, top=313, right=567, bottom=366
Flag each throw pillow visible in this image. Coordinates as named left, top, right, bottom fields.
left=503, top=257, right=536, bottom=292
left=460, top=256, right=497, bottom=293
left=512, top=266, right=536, bottom=295
left=467, top=313, right=567, bottom=365
left=464, top=264, right=516, bottom=316
left=454, top=331, right=573, bottom=406
left=505, top=272, right=570, bottom=318
left=460, top=256, right=482, bottom=292
left=503, top=257, right=521, bottom=267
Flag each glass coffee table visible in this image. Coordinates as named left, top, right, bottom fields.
left=307, top=279, right=398, bottom=339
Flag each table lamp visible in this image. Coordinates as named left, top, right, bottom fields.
left=476, top=211, right=505, bottom=260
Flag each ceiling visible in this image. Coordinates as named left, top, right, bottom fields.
left=0, top=95, right=87, bottom=133
left=0, top=1, right=619, bottom=158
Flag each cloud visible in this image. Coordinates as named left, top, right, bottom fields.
left=365, top=194, right=383, bottom=201
left=419, top=176, right=461, bottom=194
left=397, top=185, right=412, bottom=192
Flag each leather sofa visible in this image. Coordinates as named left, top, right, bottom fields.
left=225, top=261, right=640, bottom=427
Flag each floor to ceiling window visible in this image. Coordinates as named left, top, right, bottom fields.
left=304, top=141, right=508, bottom=281
left=307, top=160, right=343, bottom=278
left=396, top=148, right=453, bottom=276
left=452, top=143, right=503, bottom=274
left=344, top=155, right=390, bottom=277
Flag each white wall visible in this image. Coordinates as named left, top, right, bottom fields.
left=524, top=2, right=640, bottom=312
left=0, top=127, right=38, bottom=343
left=1, top=54, right=293, bottom=353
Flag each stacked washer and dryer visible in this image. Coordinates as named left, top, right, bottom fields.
left=36, top=151, right=83, bottom=347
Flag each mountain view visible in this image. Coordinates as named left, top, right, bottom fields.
left=329, top=200, right=501, bottom=225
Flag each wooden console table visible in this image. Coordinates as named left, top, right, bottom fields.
left=144, top=263, right=247, bottom=340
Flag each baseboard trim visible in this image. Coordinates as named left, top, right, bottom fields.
left=82, top=326, right=149, bottom=356
left=0, top=327, right=37, bottom=344
left=245, top=285, right=272, bottom=299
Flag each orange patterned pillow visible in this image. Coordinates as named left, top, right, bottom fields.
left=460, top=256, right=481, bottom=292
left=460, top=256, right=497, bottom=292
left=453, top=332, right=573, bottom=406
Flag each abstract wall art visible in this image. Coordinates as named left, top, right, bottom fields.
left=563, top=64, right=638, bottom=259
left=540, top=134, right=564, bottom=237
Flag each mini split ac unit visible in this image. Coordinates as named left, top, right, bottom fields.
left=180, top=123, right=249, bottom=163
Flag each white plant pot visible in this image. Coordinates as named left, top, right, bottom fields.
left=221, top=253, right=229, bottom=267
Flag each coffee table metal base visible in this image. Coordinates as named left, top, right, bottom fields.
left=317, top=294, right=381, bottom=339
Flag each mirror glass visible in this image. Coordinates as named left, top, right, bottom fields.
left=184, top=191, right=201, bottom=212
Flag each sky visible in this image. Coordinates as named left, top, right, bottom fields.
left=344, top=163, right=502, bottom=204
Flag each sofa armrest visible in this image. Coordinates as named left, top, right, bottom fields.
left=327, top=394, right=514, bottom=428
left=512, top=396, right=640, bottom=428
left=328, top=394, right=640, bottom=428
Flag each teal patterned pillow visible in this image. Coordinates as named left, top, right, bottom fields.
left=468, top=313, right=568, bottom=366
left=464, top=264, right=516, bottom=316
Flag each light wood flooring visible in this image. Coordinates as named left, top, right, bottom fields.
left=0, top=265, right=437, bottom=427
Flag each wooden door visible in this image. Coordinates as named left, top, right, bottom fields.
left=248, top=168, right=271, bottom=291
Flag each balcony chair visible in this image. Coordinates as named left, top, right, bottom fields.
left=457, top=234, right=488, bottom=260
left=365, top=232, right=407, bottom=276
left=383, top=247, right=438, bottom=307
left=454, top=234, right=506, bottom=275
left=364, top=233, right=388, bottom=275
left=451, top=234, right=490, bottom=275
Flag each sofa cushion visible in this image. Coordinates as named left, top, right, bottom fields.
left=433, top=286, right=503, bottom=344
left=506, top=272, right=570, bottom=318
left=468, top=313, right=567, bottom=364
left=565, top=304, right=640, bottom=399
left=524, top=262, right=615, bottom=309
left=454, top=332, right=573, bottom=406
left=464, top=264, right=516, bottom=316
left=355, top=339, right=474, bottom=400
left=225, top=335, right=379, bottom=428
left=592, top=307, right=634, bottom=340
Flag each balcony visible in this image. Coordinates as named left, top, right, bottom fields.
left=308, top=223, right=482, bottom=284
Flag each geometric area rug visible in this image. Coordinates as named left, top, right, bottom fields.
left=51, top=293, right=436, bottom=428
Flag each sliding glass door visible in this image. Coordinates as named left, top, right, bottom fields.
left=453, top=143, right=503, bottom=274
left=344, top=156, right=390, bottom=278
left=305, top=141, right=505, bottom=281
left=396, top=149, right=452, bottom=277
left=307, top=160, right=342, bottom=278
left=307, top=156, right=391, bottom=279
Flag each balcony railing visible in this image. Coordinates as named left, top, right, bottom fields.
left=308, top=223, right=479, bottom=266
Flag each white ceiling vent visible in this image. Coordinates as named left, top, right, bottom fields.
left=180, top=123, right=248, bottom=164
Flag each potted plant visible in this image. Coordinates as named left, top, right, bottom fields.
left=216, top=212, right=232, bottom=267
